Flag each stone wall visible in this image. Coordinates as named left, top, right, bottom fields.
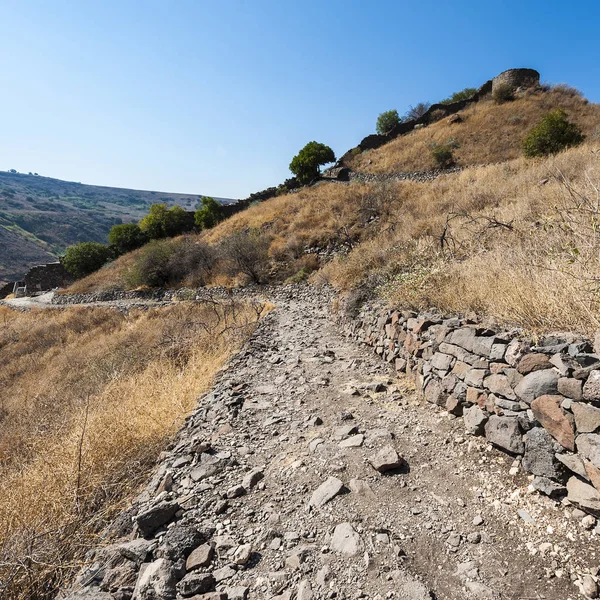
left=0, top=262, right=73, bottom=299
left=342, top=303, right=600, bottom=515
left=492, top=68, right=540, bottom=93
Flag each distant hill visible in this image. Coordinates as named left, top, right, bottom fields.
left=0, top=170, right=235, bottom=283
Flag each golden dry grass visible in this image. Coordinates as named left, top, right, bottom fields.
left=350, top=87, right=600, bottom=173
left=322, top=142, right=600, bottom=335
left=0, top=301, right=264, bottom=599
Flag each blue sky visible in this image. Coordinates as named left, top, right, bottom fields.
left=1, top=0, right=599, bottom=199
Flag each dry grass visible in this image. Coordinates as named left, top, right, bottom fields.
left=0, top=300, right=264, bottom=599
left=351, top=87, right=600, bottom=173
left=322, top=142, right=600, bottom=335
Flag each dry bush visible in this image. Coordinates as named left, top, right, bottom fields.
left=351, top=87, right=599, bottom=173
left=0, top=300, right=264, bottom=599
left=323, top=143, right=600, bottom=335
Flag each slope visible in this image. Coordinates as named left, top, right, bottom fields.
left=0, top=170, right=235, bottom=283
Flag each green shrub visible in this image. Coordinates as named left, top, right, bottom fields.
left=220, top=229, right=271, bottom=283
left=61, top=242, right=113, bottom=279
left=430, top=143, right=455, bottom=168
left=194, top=196, right=223, bottom=230
left=522, top=109, right=585, bottom=157
left=376, top=109, right=401, bottom=135
left=108, top=223, right=148, bottom=255
left=492, top=83, right=514, bottom=104
left=289, top=141, right=336, bottom=184
left=139, top=204, right=194, bottom=239
left=125, top=237, right=216, bottom=288
left=441, top=87, right=477, bottom=104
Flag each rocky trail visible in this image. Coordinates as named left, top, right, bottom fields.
left=62, top=288, right=599, bottom=600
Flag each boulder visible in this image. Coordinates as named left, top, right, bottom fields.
left=576, top=434, right=600, bottom=469
left=583, top=370, right=600, bottom=401
left=131, top=559, right=178, bottom=600
left=514, top=369, right=558, bottom=404
left=530, top=395, right=575, bottom=451
left=369, top=445, right=404, bottom=472
left=556, top=452, right=588, bottom=479
left=557, top=377, right=583, bottom=400
left=484, top=416, right=524, bottom=454
left=135, top=501, right=180, bottom=538
left=186, top=544, right=214, bottom=571
left=566, top=476, right=600, bottom=513
left=464, top=405, right=488, bottom=435
left=309, top=477, right=345, bottom=507
left=177, top=572, right=216, bottom=597
left=572, top=402, right=600, bottom=433
left=330, top=522, right=363, bottom=555
left=483, top=374, right=516, bottom=400
left=522, top=427, right=564, bottom=479
left=517, top=353, right=551, bottom=374
left=424, top=379, right=446, bottom=406
left=159, top=525, right=205, bottom=560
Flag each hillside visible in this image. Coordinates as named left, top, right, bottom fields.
left=69, top=82, right=600, bottom=335
left=0, top=170, right=235, bottom=283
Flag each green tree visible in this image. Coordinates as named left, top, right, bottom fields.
left=376, top=109, right=401, bottom=135
left=139, top=203, right=192, bottom=239
left=61, top=242, right=113, bottom=279
left=289, top=141, right=336, bottom=184
left=441, top=87, right=477, bottom=104
left=108, top=223, right=148, bottom=255
left=522, top=109, right=585, bottom=157
left=195, top=196, right=223, bottom=230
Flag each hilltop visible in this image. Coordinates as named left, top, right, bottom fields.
left=0, top=170, right=235, bottom=283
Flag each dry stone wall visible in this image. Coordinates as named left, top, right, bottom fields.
left=343, top=303, right=600, bottom=515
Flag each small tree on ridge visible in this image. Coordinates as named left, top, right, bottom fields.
left=289, top=141, right=336, bottom=185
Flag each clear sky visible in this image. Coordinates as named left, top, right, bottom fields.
left=1, top=0, right=599, bottom=199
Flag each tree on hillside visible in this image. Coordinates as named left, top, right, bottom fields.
left=522, top=109, right=585, bottom=157
left=376, top=110, right=401, bottom=135
left=108, top=223, right=148, bottom=255
left=139, top=203, right=193, bottom=239
left=405, top=102, right=431, bottom=121
left=195, top=196, right=223, bottom=230
left=61, top=242, right=113, bottom=278
left=289, top=141, right=336, bottom=185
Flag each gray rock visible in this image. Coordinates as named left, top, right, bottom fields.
left=430, top=352, right=454, bottom=371
left=463, top=405, right=488, bottom=436
left=330, top=522, right=363, bottom=555
left=333, top=424, right=358, bottom=439
left=339, top=433, right=364, bottom=448
left=464, top=368, right=486, bottom=388
left=132, top=559, right=178, bottom=600
left=584, top=370, right=600, bottom=401
left=522, top=427, right=563, bottom=479
left=484, top=374, right=516, bottom=399
left=309, top=477, right=345, bottom=507
left=369, top=445, right=404, bottom=472
left=567, top=476, right=600, bottom=513
left=348, top=479, right=376, bottom=498
left=514, top=369, right=558, bottom=404
left=557, top=376, right=583, bottom=400
left=159, top=525, right=205, bottom=561
left=225, top=587, right=249, bottom=600
left=242, top=468, right=264, bottom=490
left=532, top=476, right=566, bottom=498
left=135, top=501, right=179, bottom=538
left=576, top=434, right=600, bottom=469
left=484, top=416, right=524, bottom=454
left=556, top=452, right=588, bottom=479
left=573, top=402, right=600, bottom=433
left=177, top=572, right=216, bottom=597
left=186, top=544, right=214, bottom=570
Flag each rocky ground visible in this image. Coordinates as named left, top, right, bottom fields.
left=61, top=288, right=599, bottom=600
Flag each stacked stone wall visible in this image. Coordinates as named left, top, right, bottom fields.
left=343, top=303, right=600, bottom=514
left=492, top=68, right=540, bottom=93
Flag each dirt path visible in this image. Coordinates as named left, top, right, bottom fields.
left=64, top=290, right=598, bottom=600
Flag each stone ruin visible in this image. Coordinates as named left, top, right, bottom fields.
left=492, top=68, right=540, bottom=94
